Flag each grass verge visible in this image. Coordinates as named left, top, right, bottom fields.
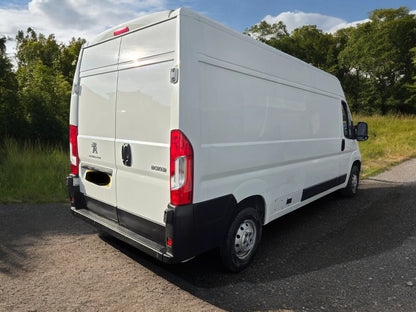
left=355, top=114, right=416, bottom=178
left=0, top=139, right=69, bottom=204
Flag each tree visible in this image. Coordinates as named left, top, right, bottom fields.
left=406, top=47, right=416, bottom=107
left=245, top=20, right=295, bottom=56
left=339, top=7, right=416, bottom=113
left=289, top=25, right=337, bottom=71
left=15, top=29, right=82, bottom=144
left=16, top=28, right=61, bottom=68
left=17, top=60, right=71, bottom=143
left=245, top=20, right=289, bottom=41
left=59, top=37, right=86, bottom=85
left=246, top=22, right=340, bottom=74
left=0, top=37, right=24, bottom=141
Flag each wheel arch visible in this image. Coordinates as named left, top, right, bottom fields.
left=235, top=195, right=266, bottom=226
left=232, top=179, right=268, bottom=225
left=352, top=159, right=361, bottom=171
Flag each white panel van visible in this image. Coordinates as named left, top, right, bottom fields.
left=67, top=8, right=368, bottom=272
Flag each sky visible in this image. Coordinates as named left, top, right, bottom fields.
left=1, top=0, right=415, bottom=56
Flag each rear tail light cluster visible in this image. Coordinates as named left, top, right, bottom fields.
left=170, top=130, right=193, bottom=206
left=69, top=125, right=79, bottom=175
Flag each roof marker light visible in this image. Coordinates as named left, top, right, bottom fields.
left=114, top=27, right=129, bottom=36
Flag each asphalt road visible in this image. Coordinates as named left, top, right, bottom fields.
left=1, top=160, right=416, bottom=311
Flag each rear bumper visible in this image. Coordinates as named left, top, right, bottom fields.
left=67, top=174, right=237, bottom=263
left=70, top=206, right=173, bottom=262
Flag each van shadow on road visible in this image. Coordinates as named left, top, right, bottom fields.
left=107, top=181, right=416, bottom=311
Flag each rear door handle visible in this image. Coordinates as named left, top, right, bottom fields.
left=122, top=144, right=132, bottom=166
left=341, top=139, right=345, bottom=151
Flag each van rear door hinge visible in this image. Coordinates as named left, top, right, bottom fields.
left=73, top=83, right=81, bottom=95
left=170, top=67, right=178, bottom=84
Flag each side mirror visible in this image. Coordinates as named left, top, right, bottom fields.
left=355, top=122, right=368, bottom=141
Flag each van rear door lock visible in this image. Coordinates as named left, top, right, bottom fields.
left=122, top=143, right=132, bottom=166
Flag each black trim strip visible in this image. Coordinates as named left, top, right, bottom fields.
left=117, top=209, right=165, bottom=245
left=86, top=197, right=118, bottom=222
left=301, top=174, right=347, bottom=201
left=85, top=196, right=165, bottom=245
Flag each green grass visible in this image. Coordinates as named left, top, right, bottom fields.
left=0, top=114, right=415, bottom=203
left=355, top=114, right=416, bottom=178
left=0, top=139, right=69, bottom=204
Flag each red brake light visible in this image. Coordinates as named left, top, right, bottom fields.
left=69, top=125, right=79, bottom=175
left=170, top=130, right=193, bottom=206
left=114, top=27, right=129, bottom=36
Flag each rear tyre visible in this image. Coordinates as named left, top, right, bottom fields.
left=340, top=165, right=360, bottom=197
left=220, top=207, right=262, bottom=272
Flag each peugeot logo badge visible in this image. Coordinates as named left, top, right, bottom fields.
left=91, top=142, right=98, bottom=154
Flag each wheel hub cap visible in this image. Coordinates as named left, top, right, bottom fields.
left=234, top=219, right=256, bottom=260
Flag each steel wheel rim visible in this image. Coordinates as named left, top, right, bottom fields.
left=234, top=219, right=257, bottom=260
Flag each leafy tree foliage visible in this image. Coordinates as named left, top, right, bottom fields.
left=246, top=21, right=338, bottom=72
left=14, top=29, right=85, bottom=144
left=339, top=7, right=416, bottom=114
left=0, top=37, right=23, bottom=140
left=60, top=37, right=85, bottom=85
left=406, top=47, right=416, bottom=105
left=246, top=20, right=290, bottom=41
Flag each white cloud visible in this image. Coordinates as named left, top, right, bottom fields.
left=1, top=0, right=167, bottom=56
left=263, top=11, right=370, bottom=34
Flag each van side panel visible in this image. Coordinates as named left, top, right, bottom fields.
left=197, top=62, right=342, bottom=222
left=178, top=13, right=346, bottom=225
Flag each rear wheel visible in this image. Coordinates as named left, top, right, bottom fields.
left=340, top=165, right=360, bottom=197
left=220, top=207, right=262, bottom=272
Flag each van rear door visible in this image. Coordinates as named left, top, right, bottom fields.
left=77, top=38, right=121, bottom=221
left=115, top=19, right=177, bottom=228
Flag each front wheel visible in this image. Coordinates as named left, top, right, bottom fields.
left=220, top=207, right=262, bottom=272
left=340, top=165, right=360, bottom=197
